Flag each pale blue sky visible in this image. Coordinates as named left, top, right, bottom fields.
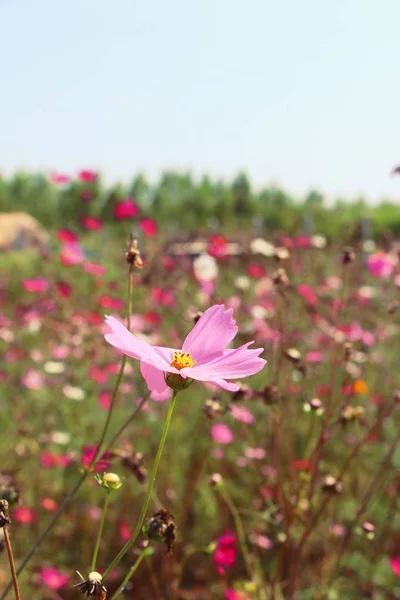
left=1, top=0, right=400, bottom=201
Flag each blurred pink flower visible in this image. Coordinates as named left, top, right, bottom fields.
left=306, top=351, right=323, bottom=363
left=80, top=189, right=93, bottom=202
left=104, top=305, right=266, bottom=393
left=56, top=228, right=78, bottom=243
left=81, top=445, right=111, bottom=472
left=245, top=447, right=266, bottom=460
left=225, top=590, right=240, bottom=600
left=21, top=369, right=45, bottom=390
left=55, top=281, right=72, bottom=298
left=23, top=278, right=49, bottom=293
left=297, top=283, right=318, bottom=307
left=77, top=169, right=97, bottom=183
left=81, top=216, right=103, bottom=231
left=50, top=173, right=70, bottom=186
left=214, top=530, right=237, bottom=575
left=114, top=198, right=139, bottom=221
left=40, top=567, right=69, bottom=590
left=367, top=252, right=396, bottom=278
left=41, top=497, right=59, bottom=512
left=119, top=521, right=131, bottom=542
left=60, top=242, right=84, bottom=266
left=139, top=217, right=157, bottom=237
left=390, top=557, right=400, bottom=577
left=230, top=405, right=254, bottom=424
left=98, top=390, right=112, bottom=409
left=83, top=262, right=106, bottom=276
left=13, top=507, right=36, bottom=524
left=212, top=423, right=234, bottom=444
left=98, top=295, right=124, bottom=311
left=89, top=365, right=108, bottom=385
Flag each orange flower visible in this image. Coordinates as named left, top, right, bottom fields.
left=353, top=379, right=368, bottom=394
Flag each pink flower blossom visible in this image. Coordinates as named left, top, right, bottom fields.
left=114, top=198, right=139, bottom=221
left=81, top=216, right=103, bottom=231
left=297, top=283, right=318, bottom=307
left=50, top=173, right=70, bottom=186
left=150, top=388, right=173, bottom=402
left=60, top=242, right=84, bottom=266
left=83, top=262, right=106, bottom=276
left=104, top=305, right=266, bottom=393
left=13, top=507, right=36, bottom=524
left=98, top=390, right=112, bottom=409
left=214, top=530, right=237, bottom=575
left=21, top=369, right=45, bottom=390
left=77, top=169, right=98, bottom=183
left=81, top=445, right=111, bottom=472
left=23, top=278, right=49, bottom=293
left=139, top=217, right=157, bottom=237
left=367, top=252, right=396, bottom=278
left=55, top=281, right=72, bottom=298
left=390, top=557, right=400, bottom=577
left=39, top=567, right=69, bottom=590
left=230, top=405, right=254, bottom=424
left=212, top=423, right=234, bottom=444
left=56, top=228, right=78, bottom=243
left=224, top=590, right=240, bottom=600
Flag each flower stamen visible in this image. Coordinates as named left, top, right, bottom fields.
left=170, top=351, right=195, bottom=370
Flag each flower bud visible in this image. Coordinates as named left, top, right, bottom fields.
left=95, top=472, right=124, bottom=491
left=209, top=473, right=223, bottom=488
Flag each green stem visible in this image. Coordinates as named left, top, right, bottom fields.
left=109, top=550, right=147, bottom=600
left=91, top=493, right=111, bottom=572
left=103, top=391, right=179, bottom=580
left=218, top=484, right=254, bottom=581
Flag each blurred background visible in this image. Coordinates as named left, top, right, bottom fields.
left=1, top=0, right=400, bottom=238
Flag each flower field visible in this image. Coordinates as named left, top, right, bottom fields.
left=1, top=217, right=400, bottom=600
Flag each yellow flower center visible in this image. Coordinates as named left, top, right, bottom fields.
left=170, top=351, right=195, bottom=370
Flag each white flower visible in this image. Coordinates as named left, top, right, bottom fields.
left=63, top=385, right=86, bottom=401
left=250, top=238, right=275, bottom=256
left=193, top=253, right=218, bottom=282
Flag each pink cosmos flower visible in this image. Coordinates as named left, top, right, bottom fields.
left=23, top=278, right=49, bottom=293
left=77, top=169, right=98, bottom=183
left=230, top=405, right=254, bottom=424
left=214, top=530, right=237, bottom=575
left=40, top=567, right=69, bottom=590
left=50, top=173, right=70, bottom=186
left=225, top=590, right=240, bottom=600
left=297, top=283, right=318, bottom=307
left=212, top=423, right=234, bottom=444
left=104, top=305, right=266, bottom=393
left=81, top=445, right=111, bottom=472
left=389, top=557, right=400, bottom=577
left=83, top=262, right=106, bottom=276
left=114, top=198, right=139, bottom=221
left=60, top=242, right=84, bottom=266
left=13, top=507, right=36, bottom=524
left=81, top=216, right=103, bottom=231
left=139, top=217, right=157, bottom=237
left=367, top=252, right=396, bottom=278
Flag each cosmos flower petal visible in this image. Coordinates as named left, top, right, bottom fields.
left=182, top=342, right=265, bottom=381
left=140, top=361, right=169, bottom=393
left=104, top=316, right=173, bottom=371
left=182, top=305, right=238, bottom=362
left=210, top=379, right=240, bottom=392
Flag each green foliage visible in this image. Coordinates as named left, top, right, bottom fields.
left=1, top=170, right=400, bottom=237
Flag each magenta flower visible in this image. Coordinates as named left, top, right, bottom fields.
left=114, top=198, right=139, bottom=221
left=23, top=278, right=49, bottom=293
left=390, top=557, right=400, bottom=577
left=214, top=530, right=237, bottom=575
left=212, top=423, right=234, bottom=444
left=139, top=217, right=157, bottom=237
left=367, top=252, right=396, bottom=278
left=104, top=305, right=265, bottom=393
left=39, top=567, right=69, bottom=590
left=77, top=169, right=98, bottom=183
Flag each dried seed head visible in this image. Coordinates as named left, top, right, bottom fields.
left=143, top=509, right=176, bottom=553
left=272, top=268, right=289, bottom=285
left=125, top=234, right=143, bottom=269
left=202, top=398, right=224, bottom=419
left=231, top=383, right=252, bottom=403
left=0, top=500, right=10, bottom=528
left=322, top=474, right=343, bottom=495
left=340, top=405, right=365, bottom=425
left=74, top=572, right=107, bottom=597
left=341, top=247, right=355, bottom=264
left=259, top=385, right=281, bottom=405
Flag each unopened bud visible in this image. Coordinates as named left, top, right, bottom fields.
left=209, top=473, right=223, bottom=488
